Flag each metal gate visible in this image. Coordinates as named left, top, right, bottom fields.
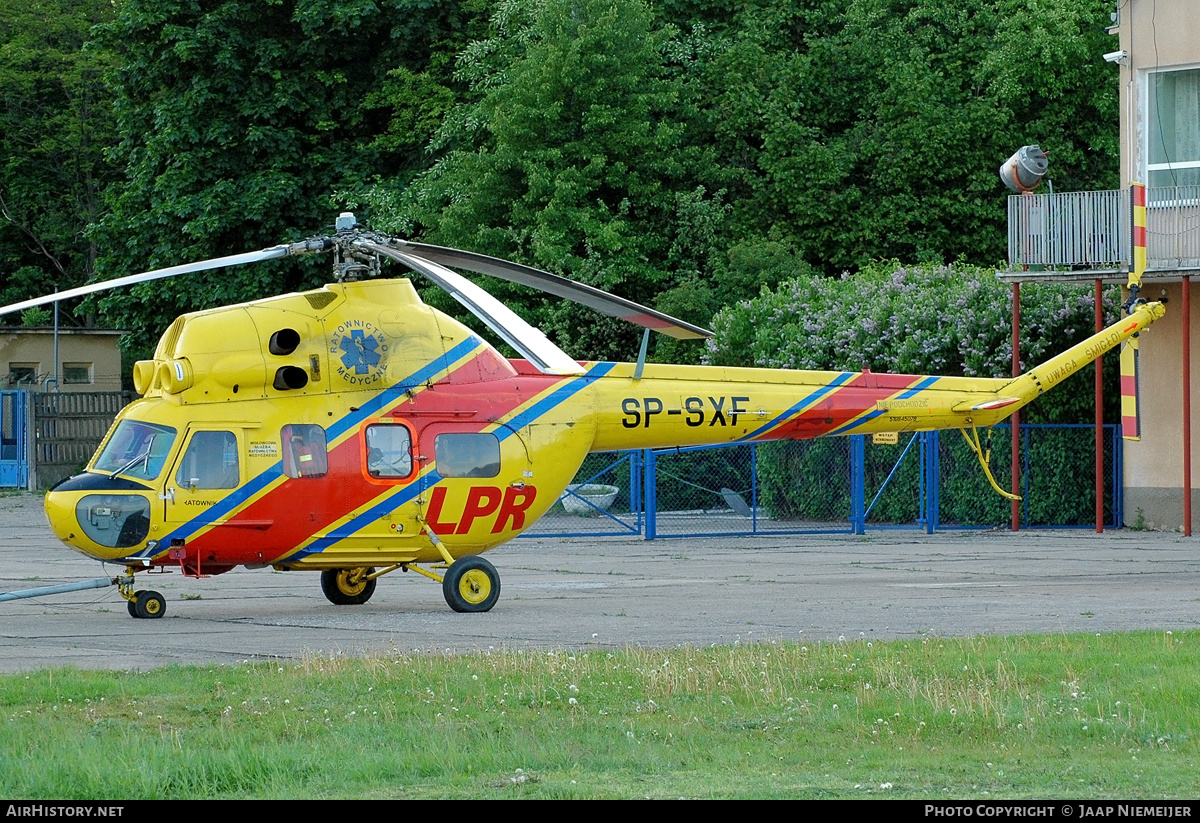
left=0, top=390, right=29, bottom=488
left=31, top=391, right=130, bottom=489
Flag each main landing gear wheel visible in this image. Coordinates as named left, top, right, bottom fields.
left=442, top=556, right=500, bottom=613
left=134, top=590, right=166, bottom=619
left=321, top=568, right=377, bottom=605
left=127, top=590, right=144, bottom=618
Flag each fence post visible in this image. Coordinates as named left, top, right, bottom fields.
left=922, top=431, right=940, bottom=534
left=644, top=448, right=657, bottom=540
left=629, top=450, right=642, bottom=534
left=850, top=435, right=866, bottom=534
left=23, top=390, right=35, bottom=491
left=750, top=444, right=759, bottom=533
left=1113, top=424, right=1123, bottom=528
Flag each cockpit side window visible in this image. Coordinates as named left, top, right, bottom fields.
left=175, top=431, right=240, bottom=489
left=365, top=424, right=413, bottom=479
left=93, top=421, right=177, bottom=481
left=281, top=424, right=328, bottom=478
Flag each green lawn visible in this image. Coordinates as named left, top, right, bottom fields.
left=2, top=632, right=1196, bottom=798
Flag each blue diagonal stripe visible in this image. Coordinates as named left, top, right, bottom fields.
left=495, top=361, right=616, bottom=441
left=288, top=471, right=444, bottom=561
left=297, top=362, right=618, bottom=555
left=128, top=337, right=485, bottom=558
left=736, top=372, right=856, bottom=442
left=824, top=376, right=940, bottom=437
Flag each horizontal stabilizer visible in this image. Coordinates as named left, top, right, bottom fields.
left=1120, top=337, right=1141, bottom=441
left=952, top=397, right=1023, bottom=412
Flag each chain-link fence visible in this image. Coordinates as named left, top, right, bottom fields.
left=522, top=424, right=1122, bottom=538
left=521, top=450, right=645, bottom=537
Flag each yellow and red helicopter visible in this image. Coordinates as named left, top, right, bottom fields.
left=0, top=214, right=1165, bottom=618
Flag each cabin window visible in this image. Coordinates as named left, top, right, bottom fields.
left=281, top=424, right=328, bottom=478
left=365, top=424, right=413, bottom=479
left=93, top=420, right=177, bottom=481
left=175, top=431, right=240, bottom=489
left=435, top=433, right=501, bottom=478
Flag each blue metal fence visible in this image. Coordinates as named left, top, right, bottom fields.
left=0, top=391, right=29, bottom=489
left=522, top=424, right=1123, bottom=539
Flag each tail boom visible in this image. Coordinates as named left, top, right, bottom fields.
left=584, top=302, right=1165, bottom=451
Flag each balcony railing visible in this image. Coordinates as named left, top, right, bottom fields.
left=1007, top=186, right=1200, bottom=272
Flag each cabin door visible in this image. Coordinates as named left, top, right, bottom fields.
left=161, top=426, right=244, bottom=532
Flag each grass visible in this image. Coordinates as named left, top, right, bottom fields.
left=1, top=632, right=1197, bottom=799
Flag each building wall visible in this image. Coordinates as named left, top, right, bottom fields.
left=0, top=329, right=123, bottom=392
left=1111, top=1, right=1200, bottom=528
left=1121, top=281, right=1200, bottom=529
left=1114, top=0, right=1200, bottom=185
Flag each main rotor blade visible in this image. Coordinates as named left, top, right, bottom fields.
left=0, top=245, right=293, bottom=319
left=364, top=243, right=586, bottom=376
left=397, top=242, right=713, bottom=340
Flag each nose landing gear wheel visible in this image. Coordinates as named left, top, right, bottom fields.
left=442, top=556, right=500, bottom=613
left=134, top=590, right=166, bottom=619
left=321, top=568, right=377, bottom=605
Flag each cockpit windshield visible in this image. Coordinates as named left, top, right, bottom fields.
left=92, top=421, right=177, bottom=481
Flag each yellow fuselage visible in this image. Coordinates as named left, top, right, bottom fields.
left=42, top=279, right=1164, bottom=574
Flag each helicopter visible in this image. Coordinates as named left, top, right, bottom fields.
left=0, top=213, right=1165, bottom=619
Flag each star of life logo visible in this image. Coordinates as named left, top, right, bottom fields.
left=330, top=320, right=388, bottom=385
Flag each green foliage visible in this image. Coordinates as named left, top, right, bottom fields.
left=0, top=0, right=119, bottom=319
left=708, top=260, right=1121, bottom=424
left=91, top=0, right=488, bottom=356
left=713, top=260, right=1123, bottom=524
left=19, top=306, right=51, bottom=327
left=364, top=0, right=728, bottom=360
left=2, top=0, right=1122, bottom=370
left=695, top=0, right=1118, bottom=273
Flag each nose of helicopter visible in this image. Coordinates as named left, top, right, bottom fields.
left=44, top=478, right=155, bottom=562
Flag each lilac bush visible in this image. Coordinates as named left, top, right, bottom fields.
left=707, top=260, right=1120, bottom=422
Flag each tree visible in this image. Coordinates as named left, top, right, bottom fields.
left=696, top=0, right=1119, bottom=273
left=0, top=0, right=118, bottom=319
left=365, top=0, right=728, bottom=361
left=91, top=0, right=487, bottom=355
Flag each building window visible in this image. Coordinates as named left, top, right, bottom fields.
left=1147, top=69, right=1200, bottom=188
left=6, top=364, right=38, bottom=387
left=62, top=362, right=93, bottom=385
